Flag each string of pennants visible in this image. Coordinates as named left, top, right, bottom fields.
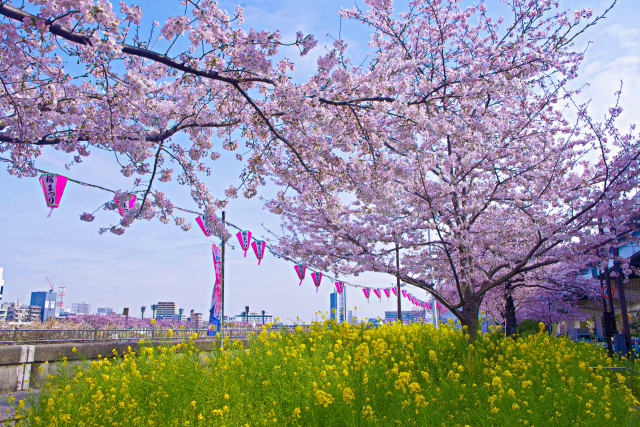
left=196, top=214, right=440, bottom=310
left=36, top=171, right=138, bottom=219
left=20, top=164, right=442, bottom=311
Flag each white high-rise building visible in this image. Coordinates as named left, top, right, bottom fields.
left=0, top=267, right=5, bottom=305
left=71, top=302, right=91, bottom=314
left=156, top=301, right=176, bottom=319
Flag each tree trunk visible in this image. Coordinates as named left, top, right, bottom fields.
left=459, top=299, right=482, bottom=343
left=505, top=285, right=517, bottom=337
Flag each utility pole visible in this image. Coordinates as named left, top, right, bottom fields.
left=220, top=210, right=226, bottom=348
left=395, top=243, right=402, bottom=323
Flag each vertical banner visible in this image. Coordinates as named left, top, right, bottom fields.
left=208, top=244, right=223, bottom=334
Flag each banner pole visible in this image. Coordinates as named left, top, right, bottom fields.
left=221, top=210, right=226, bottom=349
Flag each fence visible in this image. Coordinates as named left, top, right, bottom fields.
left=0, top=325, right=303, bottom=345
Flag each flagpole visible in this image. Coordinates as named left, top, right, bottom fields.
left=220, top=210, right=225, bottom=349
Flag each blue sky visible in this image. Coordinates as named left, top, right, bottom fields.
left=0, top=0, right=638, bottom=322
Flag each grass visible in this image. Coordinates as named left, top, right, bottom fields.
left=14, top=321, right=640, bottom=426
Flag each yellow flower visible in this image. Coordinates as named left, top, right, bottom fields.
left=315, top=389, right=334, bottom=407
left=342, top=387, right=355, bottom=404
left=362, top=405, right=375, bottom=418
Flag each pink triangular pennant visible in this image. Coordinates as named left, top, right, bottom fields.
left=251, top=240, right=266, bottom=265
left=39, top=174, right=68, bottom=214
left=236, top=230, right=252, bottom=257
left=114, top=194, right=136, bottom=217
left=392, top=288, right=398, bottom=296
left=362, top=288, right=371, bottom=301
left=335, top=281, right=344, bottom=294
left=383, top=288, right=391, bottom=298
left=294, top=264, right=306, bottom=286
left=373, top=289, right=381, bottom=299
left=401, top=290, right=406, bottom=298
left=311, top=272, right=323, bottom=293
left=196, top=215, right=214, bottom=236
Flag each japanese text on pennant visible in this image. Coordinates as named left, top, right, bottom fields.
left=311, top=272, right=323, bottom=293
left=114, top=194, right=136, bottom=217
left=294, top=264, right=306, bottom=286
left=236, top=230, right=252, bottom=257
left=39, top=174, right=68, bottom=215
left=251, top=240, right=266, bottom=265
left=196, top=215, right=214, bottom=236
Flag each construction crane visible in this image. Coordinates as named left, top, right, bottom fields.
left=57, top=282, right=66, bottom=314
left=46, top=277, right=54, bottom=292
left=45, top=277, right=65, bottom=316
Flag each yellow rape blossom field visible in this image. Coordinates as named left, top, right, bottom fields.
left=14, top=321, right=640, bottom=426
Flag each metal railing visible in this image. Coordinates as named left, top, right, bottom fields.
left=0, top=324, right=305, bottom=345
left=0, top=328, right=207, bottom=344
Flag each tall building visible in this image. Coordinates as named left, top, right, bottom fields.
left=156, top=301, right=176, bottom=319
left=7, top=304, right=39, bottom=322
left=71, top=302, right=91, bottom=314
left=0, top=267, right=5, bottom=305
left=339, top=288, right=347, bottom=323
left=97, top=307, right=113, bottom=315
left=27, top=305, right=42, bottom=322
left=385, top=310, right=426, bottom=323
left=330, top=291, right=337, bottom=320
left=0, top=302, right=12, bottom=321
left=189, top=310, right=203, bottom=328
left=30, top=291, right=57, bottom=321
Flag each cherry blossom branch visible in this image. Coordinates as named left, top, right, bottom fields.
left=0, top=4, right=275, bottom=85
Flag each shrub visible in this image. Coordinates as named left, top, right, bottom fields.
left=517, top=318, right=541, bottom=337
left=16, top=321, right=640, bottom=426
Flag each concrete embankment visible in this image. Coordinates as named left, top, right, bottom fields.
left=0, top=338, right=229, bottom=393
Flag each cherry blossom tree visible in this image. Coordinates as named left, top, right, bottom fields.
left=0, top=0, right=316, bottom=234
left=262, top=0, right=640, bottom=338
left=2, top=0, right=638, bottom=338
